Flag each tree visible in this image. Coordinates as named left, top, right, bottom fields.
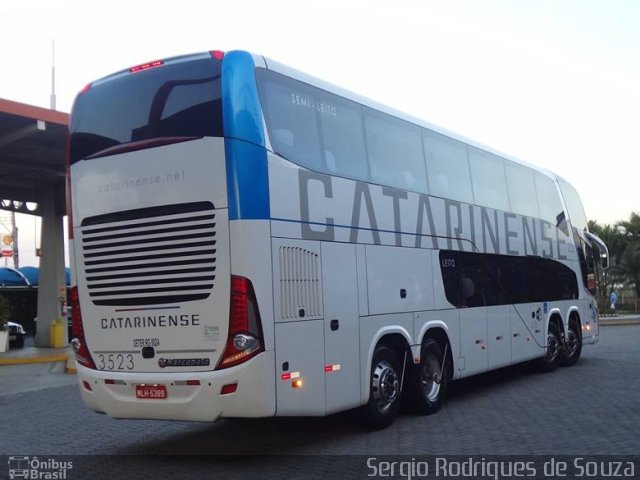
left=588, top=220, right=625, bottom=309
left=616, top=212, right=640, bottom=301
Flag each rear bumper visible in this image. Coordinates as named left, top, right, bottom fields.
left=76, top=350, right=275, bottom=421
left=583, top=331, right=599, bottom=345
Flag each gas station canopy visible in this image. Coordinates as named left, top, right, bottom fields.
left=0, top=97, right=68, bottom=216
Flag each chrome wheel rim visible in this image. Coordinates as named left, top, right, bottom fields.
left=371, top=360, right=399, bottom=413
left=546, top=330, right=561, bottom=363
left=564, top=328, right=580, bottom=358
left=420, top=354, right=441, bottom=402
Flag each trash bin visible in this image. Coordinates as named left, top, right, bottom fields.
left=50, top=319, right=66, bottom=348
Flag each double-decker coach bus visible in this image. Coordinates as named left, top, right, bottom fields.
left=68, top=50, right=609, bottom=428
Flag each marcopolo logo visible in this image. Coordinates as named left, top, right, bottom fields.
left=8, top=456, right=72, bottom=479
left=158, top=357, right=210, bottom=368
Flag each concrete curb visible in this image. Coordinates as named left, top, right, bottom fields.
left=0, top=353, right=77, bottom=374
left=0, top=354, right=69, bottom=366
left=600, top=320, right=640, bottom=326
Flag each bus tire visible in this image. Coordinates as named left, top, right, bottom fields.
left=361, top=345, right=402, bottom=429
left=535, top=322, right=562, bottom=372
left=405, top=338, right=448, bottom=415
left=560, top=320, right=582, bottom=367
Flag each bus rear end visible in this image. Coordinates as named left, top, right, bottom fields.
left=68, top=51, right=274, bottom=421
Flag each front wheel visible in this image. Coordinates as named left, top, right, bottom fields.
left=560, top=321, right=582, bottom=366
left=360, top=345, right=402, bottom=429
left=404, top=339, right=448, bottom=415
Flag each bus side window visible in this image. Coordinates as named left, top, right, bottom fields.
left=424, top=130, right=473, bottom=204
left=325, top=150, right=337, bottom=172
left=274, top=129, right=294, bottom=148
left=363, top=107, right=427, bottom=193
left=468, top=148, right=510, bottom=212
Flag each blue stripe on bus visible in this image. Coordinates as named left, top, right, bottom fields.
left=222, top=51, right=270, bottom=220
left=225, top=138, right=270, bottom=220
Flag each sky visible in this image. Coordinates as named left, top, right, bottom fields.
left=1, top=0, right=638, bottom=267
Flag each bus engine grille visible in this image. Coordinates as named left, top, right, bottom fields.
left=80, top=202, right=217, bottom=306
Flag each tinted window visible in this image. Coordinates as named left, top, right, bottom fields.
left=440, top=250, right=578, bottom=307
left=469, top=149, right=510, bottom=211
left=423, top=130, right=474, bottom=203
left=557, top=178, right=588, bottom=231
left=505, top=162, right=539, bottom=218
left=318, top=95, right=368, bottom=180
left=440, top=250, right=501, bottom=307
left=257, top=69, right=369, bottom=180
left=529, top=257, right=579, bottom=301
left=258, top=72, right=322, bottom=171
left=364, top=108, right=427, bottom=192
left=534, top=173, right=566, bottom=229
left=70, top=56, right=223, bottom=164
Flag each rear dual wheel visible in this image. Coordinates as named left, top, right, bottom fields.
left=361, top=345, right=402, bottom=429
left=560, top=321, right=582, bottom=366
left=361, top=339, right=450, bottom=428
left=404, top=339, right=448, bottom=415
left=535, top=322, right=562, bottom=372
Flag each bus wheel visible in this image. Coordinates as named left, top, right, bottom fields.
left=560, top=321, right=582, bottom=367
left=405, top=338, right=448, bottom=415
left=361, top=345, right=401, bottom=429
left=535, top=322, right=562, bottom=372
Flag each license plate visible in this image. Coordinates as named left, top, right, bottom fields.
left=135, top=384, right=167, bottom=400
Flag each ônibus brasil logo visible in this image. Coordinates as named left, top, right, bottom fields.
left=8, top=456, right=72, bottom=479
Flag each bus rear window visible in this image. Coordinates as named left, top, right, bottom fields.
left=70, top=56, right=223, bottom=164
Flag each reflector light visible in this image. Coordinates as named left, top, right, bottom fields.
left=104, top=379, right=125, bottom=385
left=281, top=371, right=300, bottom=380
left=324, top=364, right=341, bottom=373
left=186, top=380, right=201, bottom=386
left=210, top=50, right=225, bottom=60
left=130, top=60, right=164, bottom=73
left=220, top=383, right=238, bottom=395
left=82, top=381, right=92, bottom=391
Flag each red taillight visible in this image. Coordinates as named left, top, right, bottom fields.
left=129, top=60, right=164, bottom=73
left=70, top=286, right=96, bottom=369
left=210, top=50, right=225, bottom=60
left=216, top=276, right=264, bottom=370
left=220, top=383, right=238, bottom=395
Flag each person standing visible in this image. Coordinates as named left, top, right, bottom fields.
left=610, top=290, right=618, bottom=311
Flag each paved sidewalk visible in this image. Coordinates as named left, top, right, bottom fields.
left=599, top=314, right=640, bottom=326
left=0, top=344, right=76, bottom=373
left=0, top=344, right=78, bottom=396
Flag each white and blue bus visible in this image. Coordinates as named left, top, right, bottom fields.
left=67, top=50, right=608, bottom=428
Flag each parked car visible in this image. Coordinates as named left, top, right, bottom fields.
left=8, top=321, right=26, bottom=348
